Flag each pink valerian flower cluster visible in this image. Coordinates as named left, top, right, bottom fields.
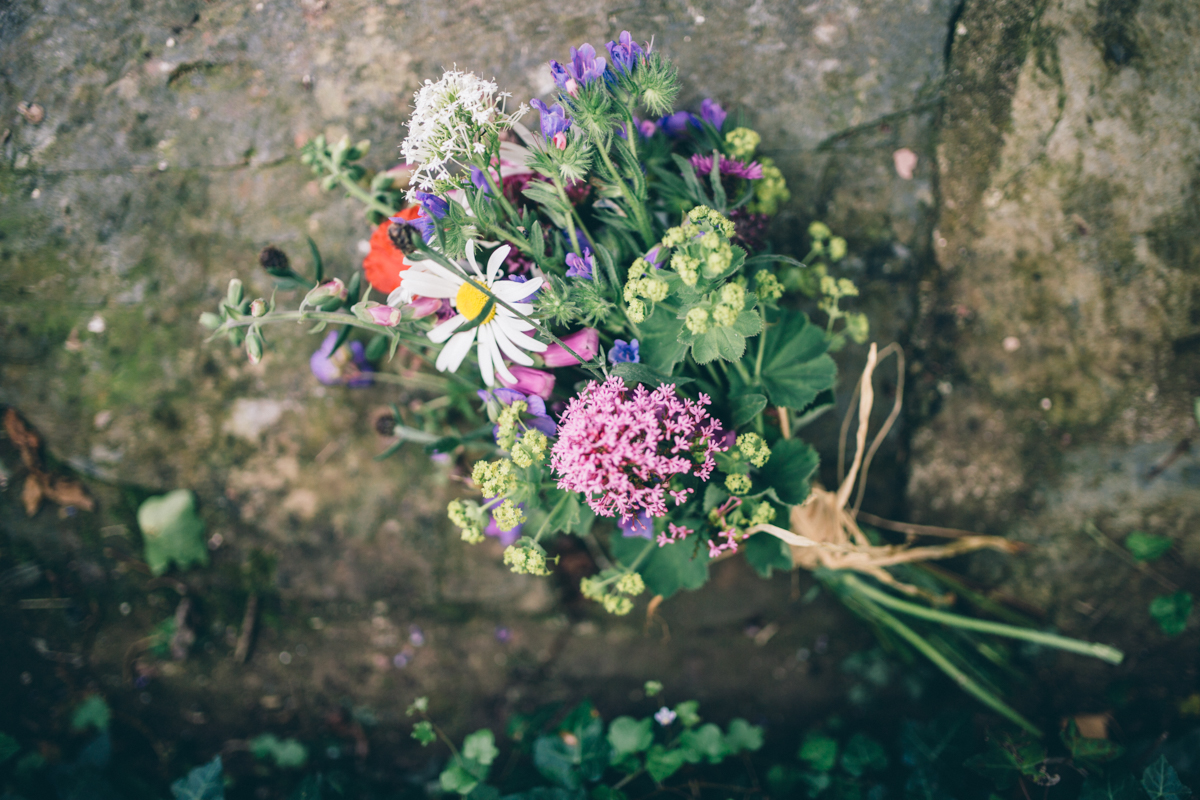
left=706, top=495, right=744, bottom=557
left=656, top=523, right=693, bottom=548
left=550, top=377, right=727, bottom=522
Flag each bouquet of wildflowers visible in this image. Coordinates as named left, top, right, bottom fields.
left=205, top=34, right=1122, bottom=734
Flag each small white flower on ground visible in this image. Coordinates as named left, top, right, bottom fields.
left=400, top=240, right=546, bottom=386
left=893, top=148, right=918, bottom=180
left=654, top=707, right=677, bottom=726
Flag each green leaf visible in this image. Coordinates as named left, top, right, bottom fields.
left=689, top=326, right=746, bottom=365
left=840, top=733, right=888, bottom=777
left=965, top=736, right=1047, bottom=790
left=171, top=756, right=224, bottom=800
left=673, top=700, right=701, bottom=728
left=798, top=733, right=838, bottom=773
left=306, top=236, right=324, bottom=284
left=759, top=310, right=837, bottom=410
left=611, top=362, right=693, bottom=389
left=724, top=719, right=764, bottom=754
left=1150, top=591, right=1193, bottom=636
left=611, top=534, right=709, bottom=599
left=731, top=393, right=768, bottom=428
left=463, top=730, right=499, bottom=768
left=412, top=721, right=436, bottom=746
left=250, top=734, right=308, bottom=768
left=743, top=532, right=792, bottom=578
left=1125, top=531, right=1173, bottom=562
left=644, top=745, right=687, bottom=783
left=638, top=305, right=689, bottom=373
left=440, top=763, right=479, bottom=796
left=763, top=439, right=819, bottom=505
left=703, top=484, right=730, bottom=513
left=1080, top=775, right=1145, bottom=800
left=0, top=733, right=20, bottom=764
left=137, top=490, right=208, bottom=576
left=1142, top=755, right=1192, bottom=800
left=679, top=723, right=727, bottom=764
left=71, top=695, right=111, bottom=733
left=607, top=717, right=653, bottom=758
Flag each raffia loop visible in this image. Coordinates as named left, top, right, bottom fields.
left=745, top=342, right=1023, bottom=598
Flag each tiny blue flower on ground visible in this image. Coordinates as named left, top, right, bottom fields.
left=609, top=339, right=639, bottom=364
left=565, top=247, right=595, bottom=280
left=654, top=707, right=677, bottom=726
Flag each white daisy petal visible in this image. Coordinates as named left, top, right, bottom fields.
left=502, top=302, right=534, bottom=317
left=411, top=258, right=467, bottom=287
left=486, top=245, right=512, bottom=282
left=494, top=316, right=547, bottom=352
left=428, top=314, right=467, bottom=343
left=464, top=240, right=484, bottom=277
left=480, top=325, right=515, bottom=385
left=490, top=277, right=542, bottom=302
left=491, top=322, right=536, bottom=366
left=401, top=274, right=460, bottom=299
left=386, top=287, right=406, bottom=307
left=476, top=325, right=497, bottom=386
left=436, top=328, right=477, bottom=373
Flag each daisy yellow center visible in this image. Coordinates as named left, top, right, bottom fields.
left=456, top=281, right=496, bottom=325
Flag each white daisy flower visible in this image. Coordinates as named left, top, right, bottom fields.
left=400, top=241, right=546, bottom=386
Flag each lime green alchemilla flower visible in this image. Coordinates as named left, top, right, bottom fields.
left=725, top=127, right=761, bottom=161
left=725, top=474, right=752, bottom=495
left=736, top=433, right=772, bottom=467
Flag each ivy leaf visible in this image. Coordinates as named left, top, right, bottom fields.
left=759, top=310, right=837, bottom=410
left=743, top=532, right=792, bottom=578
left=724, top=719, right=764, bottom=754
left=644, top=745, right=687, bottom=783
left=1124, top=531, right=1173, bottom=562
left=840, top=733, right=888, bottom=777
left=679, top=723, right=727, bottom=764
left=730, top=393, right=768, bottom=428
left=763, top=439, right=819, bottom=505
left=607, top=717, right=653, bottom=759
left=137, top=490, right=208, bottom=576
left=462, top=730, right=499, bottom=769
left=1080, top=775, right=1146, bottom=800
left=170, top=756, right=224, bottom=800
left=439, top=763, right=479, bottom=796
left=1142, top=755, right=1192, bottom=800
left=71, top=695, right=111, bottom=733
left=1060, top=720, right=1123, bottom=766
left=1150, top=591, right=1193, bottom=636
left=638, top=305, right=688, bottom=373
left=611, top=533, right=709, bottom=599
left=798, top=734, right=838, bottom=773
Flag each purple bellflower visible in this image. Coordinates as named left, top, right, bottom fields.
left=478, top=388, right=558, bottom=441
left=699, top=98, right=727, bottom=131
left=608, top=339, right=640, bottom=364
left=310, top=331, right=373, bottom=387
left=411, top=190, right=448, bottom=239
left=530, top=98, right=572, bottom=141
left=660, top=110, right=699, bottom=137
left=550, top=43, right=607, bottom=96
left=605, top=31, right=644, bottom=74
left=565, top=247, right=595, bottom=280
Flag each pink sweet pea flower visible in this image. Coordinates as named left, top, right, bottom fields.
left=406, top=296, right=444, bottom=319
left=366, top=305, right=402, bottom=326
left=500, top=365, right=556, bottom=400
left=542, top=328, right=599, bottom=367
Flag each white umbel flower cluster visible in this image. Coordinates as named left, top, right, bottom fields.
left=401, top=69, right=528, bottom=197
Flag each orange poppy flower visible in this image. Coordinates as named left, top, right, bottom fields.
left=362, top=205, right=421, bottom=295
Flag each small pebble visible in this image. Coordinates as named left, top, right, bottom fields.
left=87, top=314, right=106, bottom=334
left=31, top=188, right=40, bottom=199
left=1002, top=336, right=1021, bottom=352
left=166, top=37, right=176, bottom=47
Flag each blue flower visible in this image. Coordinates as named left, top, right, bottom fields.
left=608, top=339, right=639, bottom=364
left=530, top=98, right=572, bottom=139
left=548, top=60, right=572, bottom=90
left=619, top=510, right=653, bottom=539
left=643, top=245, right=666, bottom=269
left=660, top=110, right=699, bottom=137
left=605, top=31, right=644, bottom=74
left=569, top=43, right=608, bottom=85
left=699, top=98, right=726, bottom=131
left=411, top=190, right=449, bottom=239
left=565, top=247, right=595, bottom=280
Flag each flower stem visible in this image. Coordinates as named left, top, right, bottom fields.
left=315, top=150, right=396, bottom=218
left=594, top=139, right=654, bottom=247
left=841, top=574, right=1125, bottom=664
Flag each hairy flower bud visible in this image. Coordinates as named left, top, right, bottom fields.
left=302, top=278, right=347, bottom=309
left=226, top=278, right=244, bottom=307
left=245, top=327, right=264, bottom=364
left=199, top=312, right=222, bottom=330
left=250, top=298, right=267, bottom=317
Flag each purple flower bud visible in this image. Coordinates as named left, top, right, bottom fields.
left=605, top=31, right=644, bottom=74
left=531, top=98, right=572, bottom=141
left=549, top=59, right=571, bottom=90
left=406, top=296, right=443, bottom=319
left=542, top=328, right=600, bottom=367
left=500, top=365, right=556, bottom=400
left=644, top=245, right=666, bottom=269
left=699, top=98, right=727, bottom=131
left=660, top=111, right=699, bottom=137
left=413, top=191, right=448, bottom=219
left=249, top=298, right=267, bottom=317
